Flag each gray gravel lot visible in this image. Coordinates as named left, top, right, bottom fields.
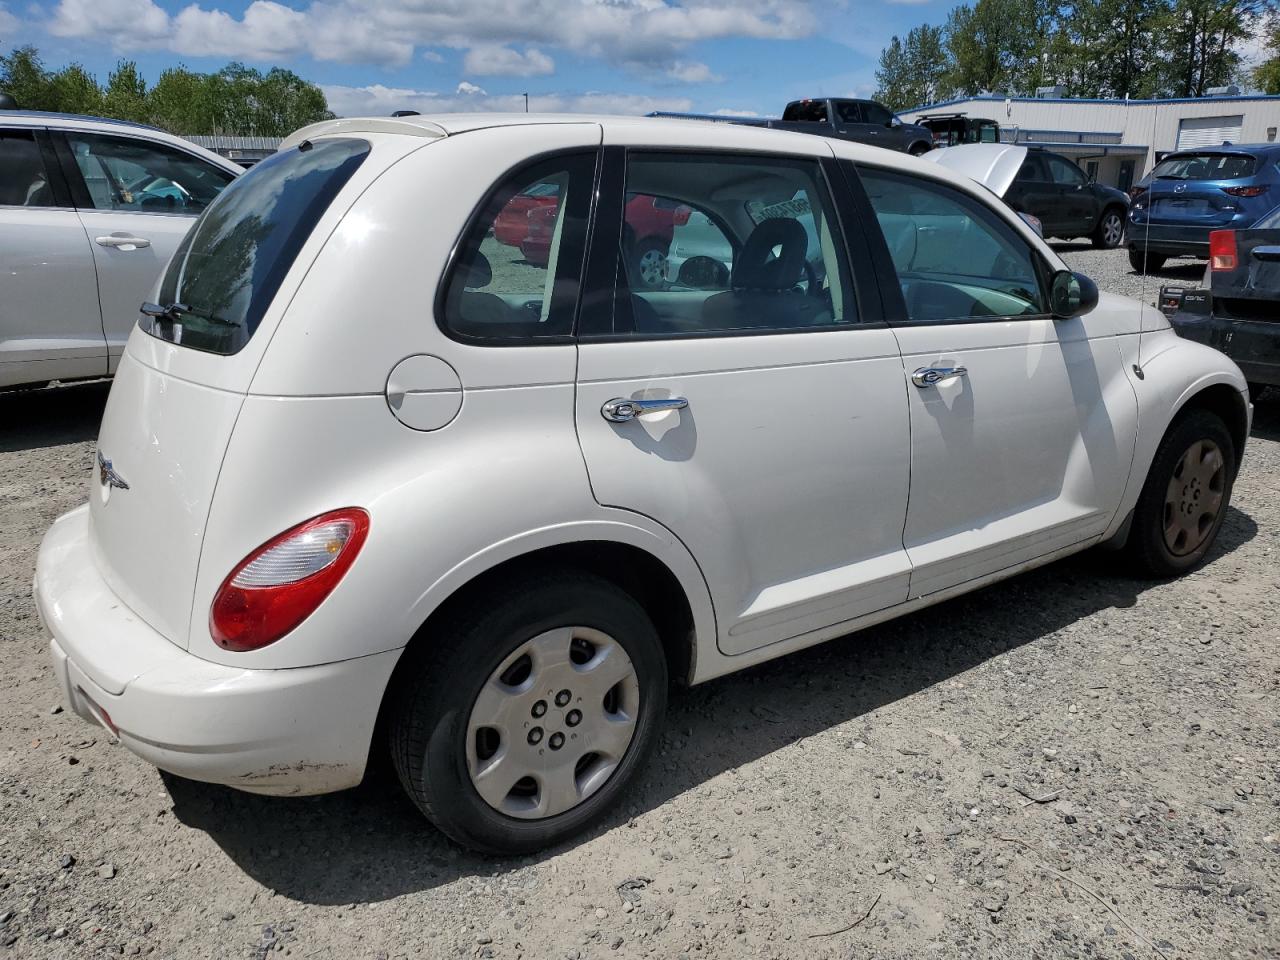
left=0, top=247, right=1276, bottom=960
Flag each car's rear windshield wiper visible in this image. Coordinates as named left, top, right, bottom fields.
left=140, top=302, right=238, bottom=327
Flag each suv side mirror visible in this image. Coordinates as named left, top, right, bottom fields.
left=888, top=116, right=902, bottom=128
left=1050, top=270, right=1099, bottom=319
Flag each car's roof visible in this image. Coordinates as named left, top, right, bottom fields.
left=0, top=110, right=242, bottom=174
left=1164, top=143, right=1280, bottom=157
left=0, top=110, right=164, bottom=132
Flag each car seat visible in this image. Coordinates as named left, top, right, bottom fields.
left=701, top=218, right=831, bottom=330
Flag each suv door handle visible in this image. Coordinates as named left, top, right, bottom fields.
left=911, top=366, right=968, bottom=387
left=95, top=235, right=151, bottom=250
left=601, top=397, right=688, bottom=422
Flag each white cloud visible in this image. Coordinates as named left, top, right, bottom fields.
left=712, top=107, right=759, bottom=117
left=463, top=45, right=555, bottom=77
left=665, top=60, right=720, bottom=83
left=422, top=50, right=445, bottom=63
left=45, top=0, right=816, bottom=77
left=321, top=82, right=692, bottom=117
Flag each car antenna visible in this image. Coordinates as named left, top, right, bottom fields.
left=1135, top=101, right=1159, bottom=380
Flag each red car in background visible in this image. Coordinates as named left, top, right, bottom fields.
left=496, top=187, right=689, bottom=287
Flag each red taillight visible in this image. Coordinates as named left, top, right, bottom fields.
left=1223, top=185, right=1267, bottom=198
left=210, top=508, right=370, bottom=652
left=672, top=204, right=692, bottom=226
left=1129, top=185, right=1148, bottom=201
left=1209, top=230, right=1238, bottom=271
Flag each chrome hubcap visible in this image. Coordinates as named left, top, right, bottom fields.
left=638, top=248, right=666, bottom=286
left=1163, top=438, right=1225, bottom=556
left=1104, top=214, right=1123, bottom=246
left=466, top=626, right=639, bottom=819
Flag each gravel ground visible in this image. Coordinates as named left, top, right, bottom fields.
left=1, top=247, right=1277, bottom=960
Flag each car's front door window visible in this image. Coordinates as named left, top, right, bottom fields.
left=859, top=167, right=1046, bottom=323
left=64, top=133, right=233, bottom=214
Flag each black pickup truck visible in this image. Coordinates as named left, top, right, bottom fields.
left=650, top=98, right=936, bottom=155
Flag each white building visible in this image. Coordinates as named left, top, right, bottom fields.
left=901, top=93, right=1280, bottom=190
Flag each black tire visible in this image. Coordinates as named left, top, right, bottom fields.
left=390, top=571, right=667, bottom=854
left=1126, top=409, right=1236, bottom=578
left=631, top=239, right=669, bottom=290
left=1129, top=248, right=1166, bottom=273
left=1092, top=207, right=1125, bottom=249
left=908, top=142, right=932, bottom=157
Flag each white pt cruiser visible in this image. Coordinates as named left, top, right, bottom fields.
left=35, top=115, right=1250, bottom=854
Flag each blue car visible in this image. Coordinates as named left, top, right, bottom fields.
left=1127, top=143, right=1280, bottom=272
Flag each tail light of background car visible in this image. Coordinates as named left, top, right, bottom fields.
left=210, top=508, right=370, bottom=651
left=1209, top=230, right=1238, bottom=272
left=1128, top=185, right=1148, bottom=201
left=1222, top=185, right=1268, bottom=198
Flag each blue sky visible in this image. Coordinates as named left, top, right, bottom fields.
left=1, top=0, right=957, bottom=116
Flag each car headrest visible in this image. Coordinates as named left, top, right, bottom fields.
left=732, top=218, right=808, bottom=290
left=460, top=251, right=493, bottom=289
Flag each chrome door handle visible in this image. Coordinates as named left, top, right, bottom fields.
left=601, top=397, right=688, bottom=423
left=95, top=235, right=151, bottom=249
left=911, top=366, right=968, bottom=388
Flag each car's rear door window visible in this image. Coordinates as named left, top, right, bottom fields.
left=146, top=137, right=370, bottom=355
left=0, top=129, right=63, bottom=207
left=64, top=132, right=234, bottom=214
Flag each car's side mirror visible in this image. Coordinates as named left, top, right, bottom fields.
left=1050, top=270, right=1099, bottom=319
left=888, top=116, right=902, bottom=128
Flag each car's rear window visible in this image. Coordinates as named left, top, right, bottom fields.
left=1151, top=153, right=1257, bottom=181
left=145, top=137, right=370, bottom=355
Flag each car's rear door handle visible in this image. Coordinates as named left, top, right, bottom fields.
left=911, top=366, right=968, bottom=387
left=601, top=397, right=688, bottom=422
left=95, top=235, right=151, bottom=250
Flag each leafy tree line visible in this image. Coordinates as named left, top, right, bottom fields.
left=0, top=46, right=333, bottom=137
left=875, top=0, right=1274, bottom=110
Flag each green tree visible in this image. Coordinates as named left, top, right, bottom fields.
left=0, top=46, right=55, bottom=110
left=102, top=60, right=148, bottom=121
left=876, top=25, right=952, bottom=109
left=1154, top=0, right=1269, bottom=96
left=47, top=63, right=102, bottom=115
left=943, top=0, right=1055, bottom=96
left=146, top=66, right=212, bottom=132
left=1256, top=15, right=1280, bottom=93
left=1056, top=0, right=1163, bottom=98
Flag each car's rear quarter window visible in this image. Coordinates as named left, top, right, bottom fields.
left=145, top=137, right=370, bottom=355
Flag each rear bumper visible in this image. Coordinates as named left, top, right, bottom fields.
left=36, top=506, right=401, bottom=796
left=1171, top=313, right=1280, bottom=387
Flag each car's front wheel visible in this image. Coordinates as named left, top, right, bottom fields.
left=1092, top=208, right=1125, bottom=249
left=390, top=571, right=667, bottom=854
left=1127, top=409, right=1236, bottom=577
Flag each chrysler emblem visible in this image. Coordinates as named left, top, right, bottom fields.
left=96, top=451, right=130, bottom=491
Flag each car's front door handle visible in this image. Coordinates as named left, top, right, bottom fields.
left=95, top=235, right=151, bottom=250
left=911, top=366, right=968, bottom=388
left=601, top=397, right=688, bottom=423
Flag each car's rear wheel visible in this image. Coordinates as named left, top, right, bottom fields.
left=1127, top=409, right=1235, bottom=577
left=1092, top=208, right=1125, bottom=249
left=1129, top=249, right=1166, bottom=273
left=390, top=571, right=667, bottom=854
left=908, top=142, right=931, bottom=157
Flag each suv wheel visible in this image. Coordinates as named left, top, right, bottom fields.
left=1129, top=248, right=1167, bottom=273
left=1092, top=209, right=1125, bottom=249
left=908, top=142, right=931, bottom=156
left=390, top=571, right=667, bottom=854
left=1127, top=409, right=1236, bottom=577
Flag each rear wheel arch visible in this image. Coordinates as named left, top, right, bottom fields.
left=373, top=540, right=699, bottom=756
